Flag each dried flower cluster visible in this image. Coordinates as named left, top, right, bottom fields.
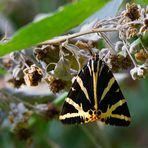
left=8, top=103, right=32, bottom=141
left=23, top=64, right=43, bottom=86
left=1, top=3, right=147, bottom=90
left=45, top=75, right=66, bottom=93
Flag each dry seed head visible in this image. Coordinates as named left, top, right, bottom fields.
left=75, top=40, right=94, bottom=50
left=121, top=55, right=132, bottom=69
left=8, top=78, right=25, bottom=88
left=14, top=123, right=32, bottom=141
left=46, top=75, right=55, bottom=84
left=108, top=54, right=121, bottom=72
left=46, top=75, right=66, bottom=93
left=34, top=45, right=59, bottom=64
left=44, top=102, right=59, bottom=120
left=135, top=49, right=148, bottom=62
left=75, top=40, right=90, bottom=49
left=23, top=65, right=43, bottom=86
left=34, top=48, right=45, bottom=61
left=125, top=3, right=140, bottom=21
left=16, top=128, right=31, bottom=141
left=34, top=46, right=51, bottom=62
left=144, top=19, right=148, bottom=26
left=140, top=19, right=148, bottom=33
left=126, top=26, right=138, bottom=39
left=108, top=54, right=132, bottom=72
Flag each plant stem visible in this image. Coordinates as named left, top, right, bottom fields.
left=98, top=32, right=116, bottom=55
left=123, top=40, right=137, bottom=67
left=39, top=28, right=118, bottom=45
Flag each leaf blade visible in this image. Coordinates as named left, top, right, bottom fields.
left=0, top=0, right=110, bottom=56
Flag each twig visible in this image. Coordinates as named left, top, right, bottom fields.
left=98, top=32, right=116, bottom=55
left=123, top=40, right=137, bottom=67
left=121, top=20, right=143, bottom=28
left=39, top=28, right=118, bottom=46
left=95, top=15, right=121, bottom=27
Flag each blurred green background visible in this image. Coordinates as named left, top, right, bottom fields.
left=0, top=0, right=148, bottom=148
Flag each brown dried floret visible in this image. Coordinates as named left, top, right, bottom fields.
left=140, top=19, right=148, bottom=33
left=34, top=45, right=59, bottom=64
left=8, top=78, right=25, bottom=88
left=126, top=26, right=138, bottom=39
left=15, top=127, right=32, bottom=141
left=75, top=40, right=94, bottom=49
left=13, top=122, right=33, bottom=145
left=46, top=75, right=66, bottom=93
left=125, top=3, right=140, bottom=21
left=44, top=102, right=59, bottom=119
left=25, top=59, right=33, bottom=67
left=23, top=65, right=43, bottom=86
left=144, top=19, right=148, bottom=27
left=108, top=55, right=121, bottom=72
left=135, top=49, right=148, bottom=62
left=34, top=48, right=47, bottom=61
left=108, top=54, right=132, bottom=72
left=121, top=55, right=132, bottom=69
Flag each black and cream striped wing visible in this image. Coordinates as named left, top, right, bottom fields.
left=59, top=55, right=131, bottom=126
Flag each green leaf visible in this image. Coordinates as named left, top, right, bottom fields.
left=141, top=32, right=148, bottom=48
left=0, top=0, right=110, bottom=56
left=134, top=0, right=148, bottom=5
left=0, top=68, right=6, bottom=75
left=53, top=92, right=68, bottom=107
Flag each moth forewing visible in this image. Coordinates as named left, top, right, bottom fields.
left=59, top=54, right=131, bottom=126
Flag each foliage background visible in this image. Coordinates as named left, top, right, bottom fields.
left=0, top=0, right=148, bottom=148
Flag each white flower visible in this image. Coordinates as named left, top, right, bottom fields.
left=115, top=41, right=123, bottom=52
left=130, top=64, right=148, bottom=80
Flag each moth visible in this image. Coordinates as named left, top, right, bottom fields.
left=59, top=54, right=131, bottom=126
